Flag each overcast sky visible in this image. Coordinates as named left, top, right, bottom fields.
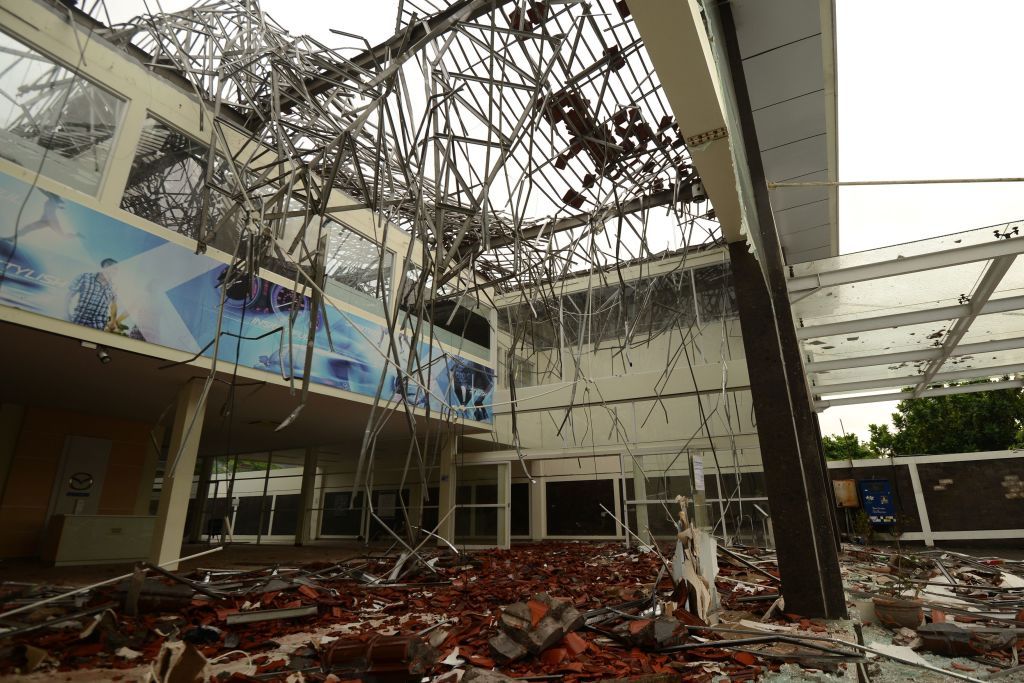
left=817, top=0, right=1024, bottom=439
left=101, top=0, right=1024, bottom=439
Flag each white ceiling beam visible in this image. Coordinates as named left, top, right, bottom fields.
left=629, top=0, right=743, bottom=242
left=821, top=0, right=839, bottom=258
left=797, top=293, right=1024, bottom=340
left=788, top=232, right=1024, bottom=294
left=815, top=379, right=1024, bottom=410
left=812, top=362, right=1024, bottom=397
left=806, top=334, right=1024, bottom=373
left=910, top=254, right=1017, bottom=397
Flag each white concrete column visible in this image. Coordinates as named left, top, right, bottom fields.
left=98, top=103, right=147, bottom=207
left=690, top=452, right=712, bottom=530
left=528, top=460, right=545, bottom=541
left=436, top=437, right=457, bottom=545
left=907, top=461, right=935, bottom=547
left=149, top=380, right=206, bottom=569
left=134, top=425, right=164, bottom=516
left=497, top=462, right=511, bottom=549
left=295, top=447, right=319, bottom=546
left=632, top=458, right=650, bottom=542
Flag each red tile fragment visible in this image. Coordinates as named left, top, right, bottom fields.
left=628, top=619, right=651, bottom=635
left=562, top=632, right=587, bottom=656
left=527, top=599, right=549, bottom=627
left=467, top=654, right=493, bottom=667
left=215, top=607, right=238, bottom=621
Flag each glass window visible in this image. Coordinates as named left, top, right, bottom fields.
left=401, top=266, right=492, bottom=357
left=634, top=270, right=696, bottom=335
left=234, top=496, right=271, bottom=535
left=561, top=292, right=589, bottom=346
left=454, top=468, right=502, bottom=544
left=564, top=281, right=690, bottom=349
left=0, top=31, right=125, bottom=195
left=121, top=116, right=243, bottom=254
left=455, top=507, right=498, bottom=543
left=646, top=474, right=692, bottom=499
left=741, top=471, right=768, bottom=498
left=704, top=473, right=720, bottom=499
left=223, top=181, right=392, bottom=314
left=498, top=299, right=561, bottom=387
left=323, top=221, right=392, bottom=315
left=626, top=503, right=681, bottom=537
left=320, top=491, right=364, bottom=536
left=694, top=263, right=738, bottom=322
left=545, top=479, right=617, bottom=536
left=270, top=493, right=300, bottom=536
left=591, top=285, right=629, bottom=346
left=368, top=489, right=410, bottom=540
left=422, top=486, right=440, bottom=533
left=511, top=482, right=530, bottom=536
left=399, top=264, right=473, bottom=305
left=498, top=301, right=559, bottom=348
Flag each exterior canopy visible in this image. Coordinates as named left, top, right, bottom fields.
left=791, top=220, right=1024, bottom=409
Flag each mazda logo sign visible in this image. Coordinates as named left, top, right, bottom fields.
left=68, top=472, right=94, bottom=491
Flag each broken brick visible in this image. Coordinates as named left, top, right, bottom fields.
left=488, top=631, right=527, bottom=663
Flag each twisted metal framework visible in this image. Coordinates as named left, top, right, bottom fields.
left=69, top=0, right=754, bottom=546
left=99, top=0, right=714, bottom=287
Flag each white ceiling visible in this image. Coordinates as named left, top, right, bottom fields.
left=730, top=0, right=836, bottom=264
left=0, top=322, right=484, bottom=456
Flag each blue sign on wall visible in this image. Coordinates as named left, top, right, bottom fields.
left=858, top=478, right=896, bottom=525
left=0, top=171, right=494, bottom=423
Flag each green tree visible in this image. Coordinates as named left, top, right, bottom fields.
left=866, top=380, right=1024, bottom=456
left=821, top=433, right=877, bottom=460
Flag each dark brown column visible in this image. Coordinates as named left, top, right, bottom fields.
left=718, top=1, right=847, bottom=618
left=730, top=244, right=847, bottom=618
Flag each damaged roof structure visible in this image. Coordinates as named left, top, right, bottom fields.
left=1, top=0, right=1024, bottom=680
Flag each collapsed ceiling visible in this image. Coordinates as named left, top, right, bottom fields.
left=0, top=0, right=743, bottom=536
left=94, top=0, right=718, bottom=293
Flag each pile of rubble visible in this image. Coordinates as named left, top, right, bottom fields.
left=843, top=547, right=1024, bottom=679
left=1, top=541, right=1022, bottom=681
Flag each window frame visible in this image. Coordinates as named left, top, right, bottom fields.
left=0, top=28, right=131, bottom=198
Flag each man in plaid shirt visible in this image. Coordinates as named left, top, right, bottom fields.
left=68, top=258, right=117, bottom=330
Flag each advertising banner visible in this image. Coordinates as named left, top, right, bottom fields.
left=0, top=171, right=494, bottom=423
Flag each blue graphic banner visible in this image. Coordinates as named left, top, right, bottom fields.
left=0, top=171, right=494, bottom=423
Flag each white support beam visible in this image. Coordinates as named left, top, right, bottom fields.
left=789, top=234, right=1024, bottom=294
left=911, top=255, right=1016, bottom=397
left=629, top=0, right=743, bottom=241
left=821, top=0, right=839, bottom=258
left=149, top=380, right=206, bottom=569
left=906, top=463, right=934, bottom=547
left=812, top=362, right=1024, bottom=397
left=815, top=379, right=1024, bottom=410
left=806, top=334, right=1024, bottom=373
left=900, top=529, right=1024, bottom=542
left=797, top=293, right=1024, bottom=340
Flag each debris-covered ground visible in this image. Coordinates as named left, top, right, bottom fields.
left=1, top=542, right=1023, bottom=682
